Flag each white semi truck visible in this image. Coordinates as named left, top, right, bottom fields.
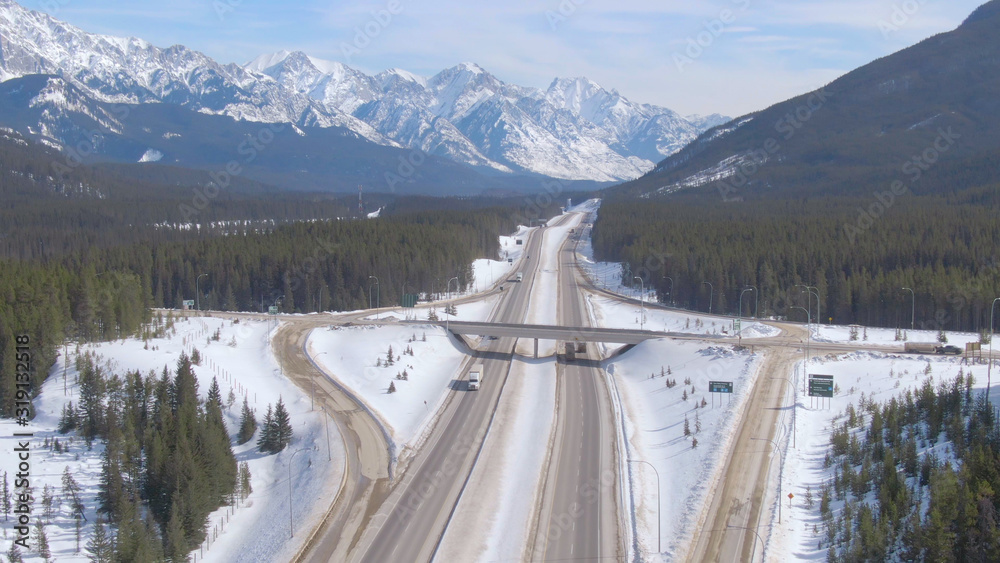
left=468, top=363, right=484, bottom=390
left=516, top=272, right=523, bottom=282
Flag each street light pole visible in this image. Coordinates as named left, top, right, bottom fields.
left=447, top=276, right=459, bottom=333
left=628, top=459, right=660, bottom=554
left=725, top=525, right=765, bottom=563
left=663, top=276, right=674, bottom=307
left=751, top=436, right=784, bottom=524
left=990, top=297, right=999, bottom=405
left=795, top=284, right=819, bottom=325
left=196, top=273, right=208, bottom=311
left=288, top=448, right=308, bottom=538
left=368, top=276, right=379, bottom=320
left=635, top=276, right=645, bottom=331
left=901, top=287, right=915, bottom=331
left=792, top=305, right=811, bottom=392
left=702, top=281, right=714, bottom=315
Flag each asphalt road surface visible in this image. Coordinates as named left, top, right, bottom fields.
left=530, top=216, right=622, bottom=561
left=351, top=217, right=573, bottom=562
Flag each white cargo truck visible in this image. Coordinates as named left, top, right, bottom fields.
left=468, top=363, right=484, bottom=390
left=516, top=272, right=524, bottom=282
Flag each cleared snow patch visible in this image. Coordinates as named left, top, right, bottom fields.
left=139, top=148, right=163, bottom=162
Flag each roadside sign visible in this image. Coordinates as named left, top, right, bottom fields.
left=966, top=342, right=981, bottom=352
left=810, top=374, right=834, bottom=382
left=268, top=306, right=279, bottom=315
left=516, top=239, right=523, bottom=245
left=182, top=299, right=195, bottom=308
left=734, top=319, right=741, bottom=333
left=508, top=258, right=514, bottom=264
left=709, top=381, right=733, bottom=394
left=401, top=294, right=419, bottom=308
left=809, top=380, right=834, bottom=398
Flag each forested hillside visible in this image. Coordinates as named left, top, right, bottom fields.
left=0, top=132, right=573, bottom=417
left=592, top=190, right=1000, bottom=331
left=819, top=375, right=1000, bottom=561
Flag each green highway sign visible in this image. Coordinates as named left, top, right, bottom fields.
left=734, top=319, right=741, bottom=333
left=809, top=380, right=834, bottom=398
left=183, top=300, right=195, bottom=308
left=810, top=374, right=834, bottom=381
left=401, top=293, right=419, bottom=308
left=268, top=306, right=279, bottom=315
left=709, top=381, right=733, bottom=394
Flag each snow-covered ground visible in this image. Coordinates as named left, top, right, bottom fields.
left=516, top=212, right=586, bottom=356
left=764, top=341, right=1000, bottom=560
left=811, top=324, right=983, bottom=348
left=587, top=293, right=781, bottom=338
left=1, top=315, right=343, bottom=563
left=607, top=338, right=764, bottom=561
left=307, top=324, right=468, bottom=452
left=435, top=358, right=557, bottom=562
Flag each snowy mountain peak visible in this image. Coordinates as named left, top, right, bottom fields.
left=0, top=0, right=729, bottom=182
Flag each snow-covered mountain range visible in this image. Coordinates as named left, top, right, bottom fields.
left=0, top=0, right=727, bottom=182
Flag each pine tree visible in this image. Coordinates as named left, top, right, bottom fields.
left=207, top=376, right=222, bottom=409
left=237, top=397, right=257, bottom=445
left=164, top=497, right=187, bottom=562
left=2, top=471, right=10, bottom=522
left=41, top=485, right=54, bottom=522
left=695, top=411, right=701, bottom=434
left=272, top=397, right=293, bottom=452
left=33, top=519, right=51, bottom=562
left=386, top=346, right=394, bottom=366
left=256, top=404, right=274, bottom=453
left=58, top=400, right=79, bottom=433
left=682, top=389, right=688, bottom=401
left=86, top=518, right=114, bottom=562
left=6, top=542, right=23, bottom=563
left=684, top=416, right=691, bottom=436
left=239, top=462, right=253, bottom=500
left=388, top=381, right=397, bottom=394
left=190, top=347, right=201, bottom=365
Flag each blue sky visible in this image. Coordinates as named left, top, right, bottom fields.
left=36, top=0, right=986, bottom=117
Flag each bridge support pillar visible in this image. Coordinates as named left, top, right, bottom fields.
left=534, top=338, right=538, bottom=359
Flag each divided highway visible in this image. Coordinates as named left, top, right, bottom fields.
left=349, top=218, right=563, bottom=562
left=530, top=216, right=622, bottom=560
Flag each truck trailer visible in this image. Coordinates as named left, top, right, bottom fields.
left=468, top=363, right=484, bottom=390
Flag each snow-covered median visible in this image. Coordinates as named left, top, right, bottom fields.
left=434, top=358, right=557, bottom=562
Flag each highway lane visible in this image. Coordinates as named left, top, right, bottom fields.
left=352, top=217, right=575, bottom=562
left=531, top=212, right=621, bottom=561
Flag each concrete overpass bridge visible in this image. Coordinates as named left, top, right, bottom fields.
left=400, top=320, right=686, bottom=357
